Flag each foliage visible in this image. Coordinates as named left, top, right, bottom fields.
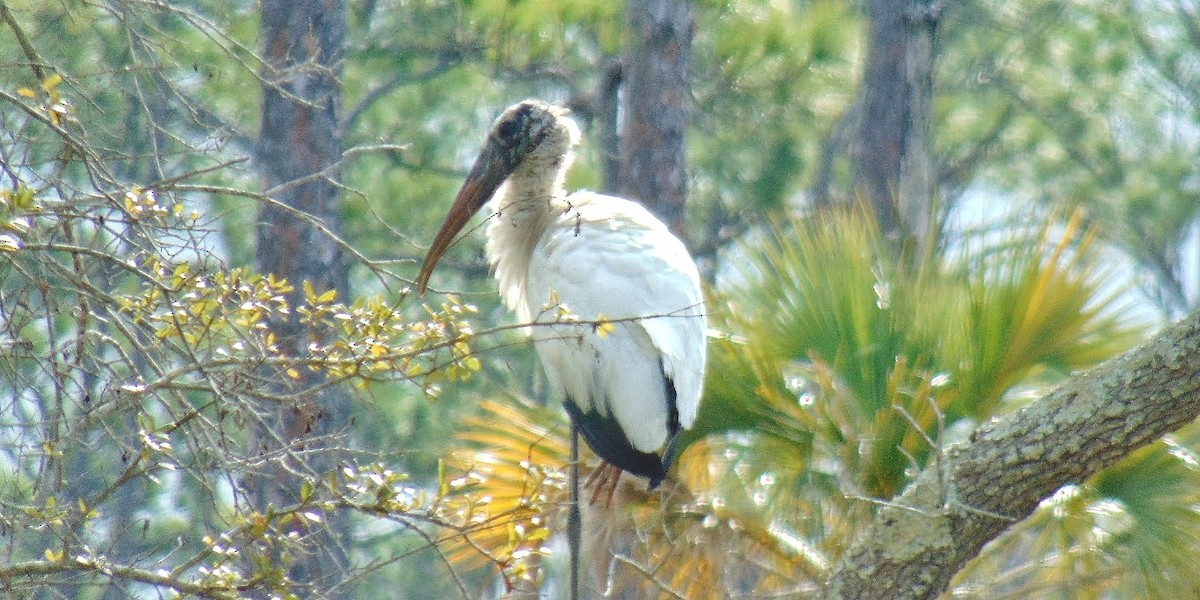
left=441, top=398, right=568, bottom=592
left=949, top=433, right=1200, bottom=598
left=0, top=177, right=490, bottom=597
left=0, top=27, right=497, bottom=597
left=3, top=0, right=1200, bottom=598
left=940, top=1, right=1200, bottom=316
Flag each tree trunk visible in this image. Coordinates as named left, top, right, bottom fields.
left=617, top=0, right=693, bottom=240
left=595, top=60, right=623, bottom=195
left=253, top=0, right=352, bottom=594
left=819, top=309, right=1200, bottom=599
left=850, top=0, right=941, bottom=245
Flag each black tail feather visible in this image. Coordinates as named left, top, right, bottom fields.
left=563, top=370, right=682, bottom=490
left=562, top=400, right=666, bottom=486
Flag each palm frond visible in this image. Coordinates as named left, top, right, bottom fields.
left=439, top=397, right=569, bottom=592
left=952, top=438, right=1200, bottom=599
left=1092, top=436, right=1200, bottom=598
left=441, top=394, right=823, bottom=598
left=951, top=210, right=1145, bottom=417
left=731, top=209, right=906, bottom=413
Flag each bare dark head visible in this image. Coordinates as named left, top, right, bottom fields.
left=415, top=100, right=578, bottom=293
left=486, top=100, right=572, bottom=171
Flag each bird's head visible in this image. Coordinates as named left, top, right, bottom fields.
left=416, top=100, right=579, bottom=293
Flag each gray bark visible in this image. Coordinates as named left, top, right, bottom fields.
left=820, top=309, right=1200, bottom=599
left=252, top=0, right=352, bottom=594
left=617, top=0, right=693, bottom=240
left=850, top=0, right=941, bottom=245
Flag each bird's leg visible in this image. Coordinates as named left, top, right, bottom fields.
left=585, top=463, right=622, bottom=507
left=600, top=465, right=620, bottom=507
left=583, top=461, right=604, bottom=488
left=568, top=424, right=581, bottom=600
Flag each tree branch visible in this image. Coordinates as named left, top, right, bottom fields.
left=340, top=46, right=469, bottom=136
left=821, top=309, right=1200, bottom=599
left=0, top=559, right=239, bottom=599
left=0, top=1, right=48, bottom=80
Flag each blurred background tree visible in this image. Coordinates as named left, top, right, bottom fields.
left=1, top=0, right=1198, bottom=598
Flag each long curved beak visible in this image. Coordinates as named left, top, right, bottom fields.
left=416, top=142, right=512, bottom=293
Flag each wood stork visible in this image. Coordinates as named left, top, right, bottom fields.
left=416, top=99, right=706, bottom=489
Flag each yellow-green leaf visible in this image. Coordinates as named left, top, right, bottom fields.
left=41, top=73, right=63, bottom=92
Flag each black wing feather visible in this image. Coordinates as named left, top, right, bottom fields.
left=563, top=399, right=666, bottom=486
left=562, top=365, right=682, bottom=489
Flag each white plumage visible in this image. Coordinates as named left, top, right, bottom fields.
left=417, top=100, right=706, bottom=487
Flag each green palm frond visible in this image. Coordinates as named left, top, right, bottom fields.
left=731, top=209, right=909, bottom=414
left=952, top=437, right=1200, bottom=599
left=950, top=211, right=1144, bottom=418
left=684, top=332, right=815, bottom=460
left=1092, top=435, right=1200, bottom=598
left=720, top=209, right=965, bottom=497
left=718, top=208, right=1143, bottom=496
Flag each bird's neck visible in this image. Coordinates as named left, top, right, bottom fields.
left=485, top=160, right=570, bottom=315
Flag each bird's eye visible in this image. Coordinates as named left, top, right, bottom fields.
left=497, top=118, right=521, bottom=140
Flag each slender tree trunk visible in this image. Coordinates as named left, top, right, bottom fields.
left=851, top=0, right=942, bottom=245
left=253, top=0, right=352, bottom=594
left=595, top=60, right=623, bottom=195
left=617, top=0, right=693, bottom=240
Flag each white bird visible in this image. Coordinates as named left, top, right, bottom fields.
left=416, top=100, right=706, bottom=489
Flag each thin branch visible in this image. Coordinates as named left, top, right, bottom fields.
left=0, top=559, right=239, bottom=599
left=341, top=48, right=466, bottom=135
left=0, top=1, right=47, bottom=80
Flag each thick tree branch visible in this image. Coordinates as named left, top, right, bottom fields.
left=821, top=310, right=1200, bottom=599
